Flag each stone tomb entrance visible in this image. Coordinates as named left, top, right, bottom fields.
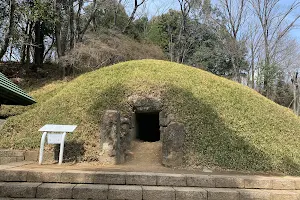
left=135, top=112, right=160, bottom=142
left=99, top=95, right=185, bottom=168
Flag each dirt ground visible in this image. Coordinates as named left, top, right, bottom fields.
left=19, top=140, right=282, bottom=176
left=125, top=140, right=162, bottom=166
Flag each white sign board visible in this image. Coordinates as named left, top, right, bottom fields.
left=47, top=133, right=63, bottom=144
left=39, top=124, right=77, bottom=132
left=38, top=124, right=77, bottom=165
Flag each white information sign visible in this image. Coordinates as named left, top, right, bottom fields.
left=47, top=133, right=63, bottom=144
left=38, top=124, right=77, bottom=165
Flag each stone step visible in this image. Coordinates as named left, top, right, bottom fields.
left=1, top=168, right=300, bottom=191
left=0, top=182, right=300, bottom=200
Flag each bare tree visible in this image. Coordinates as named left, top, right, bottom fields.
left=220, top=0, right=246, bottom=39
left=122, top=0, right=146, bottom=33
left=249, top=0, right=300, bottom=97
left=77, top=0, right=97, bottom=41
left=0, top=0, right=15, bottom=60
left=176, top=0, right=192, bottom=63
left=219, top=0, right=247, bottom=82
left=245, top=22, right=262, bottom=89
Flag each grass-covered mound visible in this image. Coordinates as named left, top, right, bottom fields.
left=1, top=59, right=300, bottom=175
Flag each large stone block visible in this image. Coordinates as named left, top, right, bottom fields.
left=128, top=95, right=162, bottom=112
left=27, top=170, right=62, bottom=183
left=270, top=190, right=298, bottom=200
left=94, top=172, right=126, bottom=185
left=162, top=122, right=185, bottom=167
left=142, top=186, right=175, bottom=200
left=36, top=183, right=75, bottom=199
left=0, top=169, right=27, bottom=181
left=206, top=188, right=239, bottom=200
left=239, top=189, right=271, bottom=200
left=272, top=179, right=295, bottom=190
left=156, top=173, right=186, bottom=186
left=61, top=170, right=97, bottom=183
left=119, top=117, right=131, bottom=164
left=187, top=175, right=215, bottom=187
left=16, top=156, right=24, bottom=162
left=24, top=151, right=39, bottom=161
left=0, top=157, right=16, bottom=165
left=214, top=176, right=244, bottom=188
left=73, top=184, right=108, bottom=199
left=159, top=111, right=175, bottom=127
left=293, top=178, right=300, bottom=189
left=100, top=110, right=121, bottom=165
left=62, top=171, right=126, bottom=185
left=244, top=177, right=272, bottom=189
left=174, top=187, right=207, bottom=200
left=0, top=150, right=24, bottom=157
left=126, top=172, right=157, bottom=185
left=108, top=185, right=142, bottom=200
left=0, top=182, right=41, bottom=198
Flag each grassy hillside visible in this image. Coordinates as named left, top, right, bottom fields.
left=1, top=59, right=300, bottom=175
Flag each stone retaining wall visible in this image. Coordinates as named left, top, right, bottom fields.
left=0, top=150, right=25, bottom=164
left=0, top=149, right=53, bottom=165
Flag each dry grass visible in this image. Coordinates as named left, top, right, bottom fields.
left=60, top=32, right=166, bottom=72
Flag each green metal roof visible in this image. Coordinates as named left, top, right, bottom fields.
left=0, top=72, right=36, bottom=106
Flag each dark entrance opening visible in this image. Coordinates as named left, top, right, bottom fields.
left=135, top=112, right=160, bottom=142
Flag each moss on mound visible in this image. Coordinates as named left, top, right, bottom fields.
left=1, top=59, right=300, bottom=175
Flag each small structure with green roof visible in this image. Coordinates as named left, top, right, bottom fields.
left=0, top=72, right=36, bottom=106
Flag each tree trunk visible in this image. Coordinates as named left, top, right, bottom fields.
left=55, top=0, right=62, bottom=58
left=25, top=22, right=34, bottom=68
left=262, top=31, right=271, bottom=97
left=231, top=56, right=240, bottom=82
left=293, top=72, right=299, bottom=115
left=176, top=15, right=184, bottom=63
left=76, top=0, right=83, bottom=40
left=21, top=44, right=26, bottom=64
left=251, top=45, right=255, bottom=89
left=33, top=21, right=45, bottom=70
left=21, top=21, right=30, bottom=64
left=0, top=0, right=15, bottom=60
left=69, top=0, right=75, bottom=50
left=61, top=20, right=69, bottom=55
left=169, top=34, right=173, bottom=62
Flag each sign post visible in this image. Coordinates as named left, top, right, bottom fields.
left=38, top=124, right=77, bottom=165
